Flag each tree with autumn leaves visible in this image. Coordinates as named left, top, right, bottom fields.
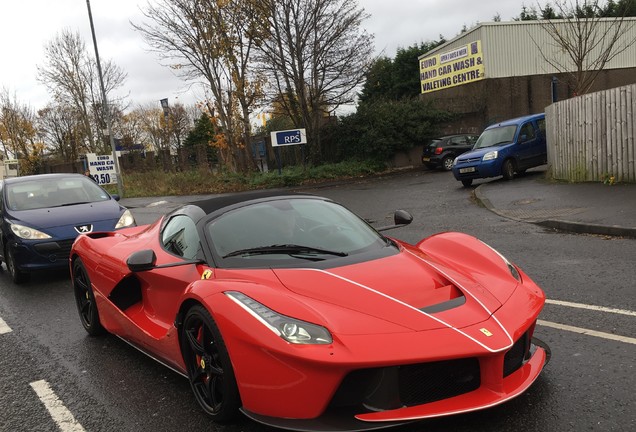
left=0, top=90, right=45, bottom=174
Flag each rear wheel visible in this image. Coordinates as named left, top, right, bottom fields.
left=5, top=246, right=28, bottom=284
left=502, top=159, right=515, bottom=180
left=441, top=156, right=455, bottom=171
left=181, top=305, right=240, bottom=422
left=73, top=258, right=105, bottom=336
left=461, top=179, right=473, bottom=188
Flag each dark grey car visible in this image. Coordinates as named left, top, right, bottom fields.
left=422, top=134, right=479, bottom=171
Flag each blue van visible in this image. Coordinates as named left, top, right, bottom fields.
left=451, top=113, right=546, bottom=187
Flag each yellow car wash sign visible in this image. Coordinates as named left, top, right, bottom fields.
left=420, top=40, right=485, bottom=94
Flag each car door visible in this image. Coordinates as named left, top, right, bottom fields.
left=0, top=182, right=6, bottom=262
left=131, top=214, right=204, bottom=342
left=515, top=121, right=541, bottom=170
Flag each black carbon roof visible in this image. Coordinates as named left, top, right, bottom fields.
left=190, top=190, right=315, bottom=215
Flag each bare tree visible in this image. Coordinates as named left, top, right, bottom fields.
left=536, top=0, right=636, bottom=95
left=133, top=0, right=266, bottom=173
left=258, top=0, right=374, bottom=161
left=135, top=104, right=166, bottom=155
left=37, top=103, right=84, bottom=163
left=37, top=29, right=127, bottom=153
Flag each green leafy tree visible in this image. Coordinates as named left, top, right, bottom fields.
left=323, top=99, right=452, bottom=162
left=184, top=113, right=218, bottom=164
left=359, top=40, right=445, bottom=104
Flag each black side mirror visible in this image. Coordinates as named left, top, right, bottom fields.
left=377, top=210, right=414, bottom=232
left=393, top=209, right=413, bottom=226
left=111, top=194, right=120, bottom=201
left=127, top=249, right=157, bottom=272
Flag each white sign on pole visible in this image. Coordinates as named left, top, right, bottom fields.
left=86, top=153, right=118, bottom=185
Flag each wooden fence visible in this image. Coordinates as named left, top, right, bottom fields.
left=546, top=83, right=635, bottom=183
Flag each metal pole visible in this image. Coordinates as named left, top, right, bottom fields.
left=86, top=0, right=124, bottom=197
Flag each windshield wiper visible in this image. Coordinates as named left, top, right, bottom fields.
left=59, top=201, right=91, bottom=206
left=223, top=244, right=348, bottom=259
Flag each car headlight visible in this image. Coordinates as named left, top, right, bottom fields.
left=226, top=291, right=333, bottom=345
left=480, top=240, right=521, bottom=281
left=452, top=157, right=458, bottom=166
left=115, top=209, right=135, bottom=229
left=10, top=224, right=51, bottom=240
left=482, top=150, right=499, bottom=161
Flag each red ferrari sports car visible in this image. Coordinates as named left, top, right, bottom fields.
left=70, top=191, right=549, bottom=431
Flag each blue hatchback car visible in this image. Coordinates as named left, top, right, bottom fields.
left=0, top=173, right=135, bottom=283
left=451, top=113, right=547, bottom=187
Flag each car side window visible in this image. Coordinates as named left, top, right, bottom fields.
left=519, top=123, right=535, bottom=142
left=537, top=118, right=546, bottom=136
left=161, top=215, right=201, bottom=260
left=450, top=137, right=463, bottom=145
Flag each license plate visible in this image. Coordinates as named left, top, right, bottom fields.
left=459, top=167, right=475, bottom=173
left=422, top=157, right=430, bottom=162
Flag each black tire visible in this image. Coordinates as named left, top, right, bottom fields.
left=461, top=179, right=473, bottom=187
left=442, top=156, right=454, bottom=171
left=502, top=159, right=515, bottom=180
left=5, top=246, right=28, bottom=284
left=73, top=258, right=105, bottom=336
left=181, top=305, right=241, bottom=422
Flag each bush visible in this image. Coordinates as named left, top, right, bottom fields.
left=114, top=160, right=389, bottom=198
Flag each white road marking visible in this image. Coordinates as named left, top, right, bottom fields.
left=538, top=320, right=636, bottom=345
left=0, top=316, right=11, bottom=334
left=29, top=380, right=86, bottom=432
left=147, top=200, right=169, bottom=207
left=545, top=299, right=636, bottom=317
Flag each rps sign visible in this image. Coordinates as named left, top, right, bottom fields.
left=270, top=129, right=307, bottom=147
left=86, top=153, right=118, bottom=185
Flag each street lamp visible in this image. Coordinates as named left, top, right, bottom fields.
left=86, top=0, right=124, bottom=197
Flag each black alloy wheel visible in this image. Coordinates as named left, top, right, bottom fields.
left=73, top=258, right=105, bottom=336
left=5, top=246, right=28, bottom=284
left=502, top=159, right=515, bottom=180
left=181, top=305, right=240, bottom=422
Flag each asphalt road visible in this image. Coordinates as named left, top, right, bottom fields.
left=1, top=169, right=634, bottom=432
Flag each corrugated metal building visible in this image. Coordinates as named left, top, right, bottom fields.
left=418, top=19, right=636, bottom=133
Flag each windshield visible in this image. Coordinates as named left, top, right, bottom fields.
left=6, top=176, right=111, bottom=211
left=207, top=198, right=389, bottom=266
left=473, top=125, right=517, bottom=149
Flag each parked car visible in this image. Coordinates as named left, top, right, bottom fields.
left=0, top=173, right=135, bottom=283
left=452, top=113, right=547, bottom=187
left=422, top=134, right=479, bottom=171
left=71, top=190, right=549, bottom=430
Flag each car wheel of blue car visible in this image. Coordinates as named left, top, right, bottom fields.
left=5, top=247, right=28, bottom=284
left=461, top=179, right=473, bottom=188
left=181, top=305, right=241, bottom=422
left=73, top=258, right=105, bottom=336
left=502, top=159, right=515, bottom=180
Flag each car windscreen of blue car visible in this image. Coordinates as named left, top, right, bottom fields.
left=6, top=177, right=111, bottom=211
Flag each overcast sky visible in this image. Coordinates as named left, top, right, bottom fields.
left=0, top=0, right=531, bottom=110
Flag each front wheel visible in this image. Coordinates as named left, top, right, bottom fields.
left=73, top=258, right=105, bottom=336
left=5, top=246, right=28, bottom=284
left=181, top=305, right=241, bottom=422
left=502, top=159, right=515, bottom=180
left=461, top=179, right=473, bottom=188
